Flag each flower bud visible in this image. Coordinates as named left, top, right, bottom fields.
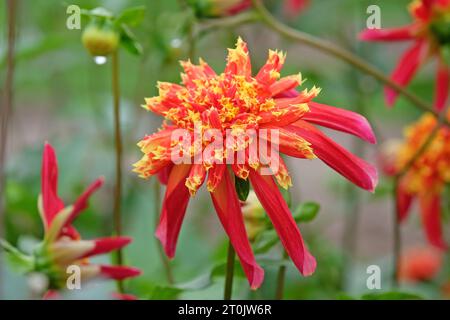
left=242, top=191, right=266, bottom=241
left=82, top=22, right=119, bottom=57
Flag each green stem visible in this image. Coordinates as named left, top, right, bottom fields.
left=250, top=0, right=449, bottom=126
left=111, top=50, right=124, bottom=294
left=0, top=0, right=17, bottom=299
left=223, top=241, right=235, bottom=300
left=275, top=251, right=288, bottom=300
left=153, top=178, right=174, bottom=284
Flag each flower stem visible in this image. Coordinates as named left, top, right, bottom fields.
left=0, top=0, right=17, bottom=299
left=224, top=241, right=235, bottom=300
left=111, top=50, right=124, bottom=293
left=250, top=0, right=449, bottom=126
left=153, top=178, right=175, bottom=284
left=275, top=250, right=288, bottom=299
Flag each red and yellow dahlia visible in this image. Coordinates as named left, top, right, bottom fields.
left=393, top=111, right=450, bottom=249
left=360, top=0, right=450, bottom=110
left=35, top=143, right=140, bottom=291
left=134, top=38, right=377, bottom=288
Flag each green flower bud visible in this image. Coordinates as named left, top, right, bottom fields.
left=82, top=21, right=119, bottom=57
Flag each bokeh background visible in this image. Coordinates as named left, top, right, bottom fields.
left=0, top=0, right=448, bottom=299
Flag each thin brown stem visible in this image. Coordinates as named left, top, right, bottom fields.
left=0, top=0, right=18, bottom=299
left=111, top=51, right=124, bottom=293
left=250, top=0, right=449, bottom=126
left=153, top=178, right=174, bottom=284
left=223, top=241, right=235, bottom=300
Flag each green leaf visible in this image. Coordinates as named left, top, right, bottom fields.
left=120, top=25, right=143, bottom=55
left=0, top=239, right=34, bottom=274
left=293, top=202, right=320, bottom=223
left=253, top=230, right=279, bottom=254
left=361, top=291, right=423, bottom=300
left=81, top=7, right=114, bottom=19
left=234, top=176, right=250, bottom=201
left=115, top=6, right=146, bottom=27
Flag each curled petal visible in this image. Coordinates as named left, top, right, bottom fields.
left=185, top=164, right=207, bottom=196
left=419, top=194, right=447, bottom=250
left=61, top=178, right=104, bottom=232
left=225, top=37, right=252, bottom=78
left=249, top=170, right=316, bottom=276
left=156, top=164, right=192, bottom=258
left=385, top=40, right=428, bottom=106
left=41, top=143, right=65, bottom=227
left=302, top=102, right=377, bottom=144
left=256, top=50, right=286, bottom=86
left=210, top=170, right=264, bottom=289
left=288, top=120, right=378, bottom=191
left=359, top=25, right=415, bottom=41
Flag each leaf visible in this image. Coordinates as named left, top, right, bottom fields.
left=293, top=202, right=320, bottom=223
left=115, top=6, right=146, bottom=27
left=120, top=25, right=143, bottom=55
left=361, top=291, right=423, bottom=300
left=148, top=285, right=182, bottom=300
left=81, top=7, right=114, bottom=19
left=0, top=239, right=34, bottom=274
left=234, top=176, right=250, bottom=201
left=253, top=230, right=279, bottom=254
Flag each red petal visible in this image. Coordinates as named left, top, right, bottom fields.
left=41, top=143, right=65, bottom=227
left=359, top=25, right=415, bottom=41
left=249, top=170, right=316, bottom=276
left=157, top=163, right=174, bottom=185
left=155, top=164, right=191, bottom=258
left=303, top=102, right=377, bottom=144
left=210, top=170, right=264, bottom=289
left=62, top=178, right=104, bottom=231
left=99, top=265, right=141, bottom=280
left=81, top=237, right=132, bottom=259
left=288, top=120, right=378, bottom=191
left=225, top=38, right=252, bottom=78
left=434, top=57, right=449, bottom=112
left=396, top=181, right=414, bottom=222
left=419, top=194, right=447, bottom=250
left=385, top=40, right=428, bottom=106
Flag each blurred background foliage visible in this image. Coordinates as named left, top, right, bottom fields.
left=0, top=0, right=448, bottom=299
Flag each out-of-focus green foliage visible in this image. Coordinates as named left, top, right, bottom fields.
left=1, top=0, right=447, bottom=300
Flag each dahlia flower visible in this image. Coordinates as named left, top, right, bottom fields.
left=394, top=112, right=449, bottom=249
left=360, top=0, right=450, bottom=110
left=134, top=38, right=377, bottom=288
left=34, top=143, right=140, bottom=291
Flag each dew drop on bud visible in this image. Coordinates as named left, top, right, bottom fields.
left=94, top=56, right=107, bottom=65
